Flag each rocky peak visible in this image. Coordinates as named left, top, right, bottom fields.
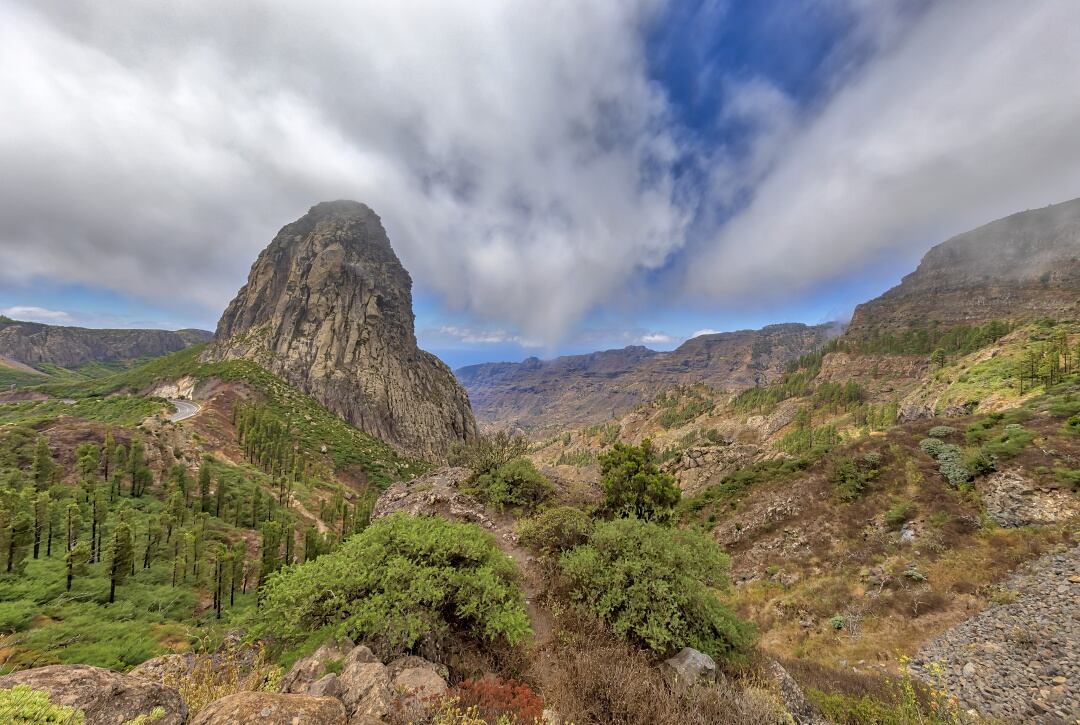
left=207, top=201, right=477, bottom=460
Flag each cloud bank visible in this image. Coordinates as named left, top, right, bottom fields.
left=1, top=1, right=1078, bottom=345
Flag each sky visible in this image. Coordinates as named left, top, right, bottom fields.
left=2, top=1, right=1080, bottom=370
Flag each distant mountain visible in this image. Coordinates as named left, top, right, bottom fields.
left=205, top=200, right=477, bottom=460
left=0, top=317, right=212, bottom=368
left=848, top=197, right=1080, bottom=338
left=457, top=323, right=837, bottom=431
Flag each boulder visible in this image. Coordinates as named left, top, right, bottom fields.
left=662, top=647, right=716, bottom=685
left=768, top=661, right=824, bottom=724
left=338, top=661, right=393, bottom=721
left=389, top=667, right=448, bottom=723
left=385, top=655, right=450, bottom=682
left=306, top=673, right=344, bottom=700
left=191, top=691, right=346, bottom=724
left=978, top=470, right=1079, bottom=527
left=280, top=637, right=355, bottom=694
left=128, top=654, right=193, bottom=683
left=0, top=664, right=187, bottom=725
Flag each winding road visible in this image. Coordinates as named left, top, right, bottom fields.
left=167, top=399, right=201, bottom=423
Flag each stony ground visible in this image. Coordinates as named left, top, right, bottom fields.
left=911, top=544, right=1080, bottom=724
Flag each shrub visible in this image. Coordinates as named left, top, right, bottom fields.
left=0, top=684, right=85, bottom=724
left=147, top=639, right=282, bottom=718
left=471, top=458, right=554, bottom=511
left=453, top=432, right=529, bottom=480
left=884, top=498, right=916, bottom=529
left=1064, top=414, right=1080, bottom=436
left=249, top=514, right=531, bottom=656
left=598, top=440, right=681, bottom=523
left=559, top=518, right=754, bottom=662
left=537, top=622, right=778, bottom=725
left=515, top=506, right=593, bottom=556
left=831, top=455, right=879, bottom=502
left=982, top=425, right=1035, bottom=460
left=926, top=426, right=956, bottom=439
left=964, top=450, right=995, bottom=477
left=920, top=439, right=970, bottom=487
left=450, top=676, right=544, bottom=724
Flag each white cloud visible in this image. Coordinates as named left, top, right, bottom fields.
left=437, top=325, right=541, bottom=347
left=687, top=0, right=1080, bottom=303
left=691, top=329, right=719, bottom=338
left=1, top=306, right=74, bottom=323
left=639, top=332, right=676, bottom=345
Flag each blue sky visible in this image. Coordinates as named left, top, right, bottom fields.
left=3, top=1, right=1080, bottom=370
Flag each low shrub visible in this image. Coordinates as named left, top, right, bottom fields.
left=1064, top=414, right=1080, bottom=436
left=471, top=458, right=554, bottom=511
left=515, top=506, right=593, bottom=556
left=982, top=425, right=1035, bottom=460
left=964, top=449, right=995, bottom=477
left=537, top=622, right=778, bottom=725
left=919, top=439, right=970, bottom=487
left=150, top=639, right=282, bottom=718
left=249, top=514, right=531, bottom=656
left=450, top=676, right=544, bottom=724
left=559, top=518, right=754, bottom=663
left=884, top=498, right=916, bottom=529
left=0, top=684, right=85, bottom=724
left=926, top=426, right=956, bottom=439
left=831, top=454, right=880, bottom=502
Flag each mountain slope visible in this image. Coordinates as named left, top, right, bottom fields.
left=457, top=323, right=837, bottom=431
left=205, top=200, right=477, bottom=460
left=0, top=316, right=211, bottom=368
left=848, top=197, right=1080, bottom=339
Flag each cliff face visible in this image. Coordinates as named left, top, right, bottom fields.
left=457, top=323, right=837, bottom=431
left=848, top=198, right=1080, bottom=337
left=206, top=200, right=477, bottom=460
left=0, top=318, right=211, bottom=368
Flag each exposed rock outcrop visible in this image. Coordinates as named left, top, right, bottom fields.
left=978, top=470, right=1079, bottom=527
left=191, top=692, right=347, bottom=725
left=457, top=322, right=837, bottom=432
left=370, top=466, right=494, bottom=529
left=0, top=664, right=187, bottom=725
left=205, top=201, right=477, bottom=460
left=848, top=197, right=1080, bottom=338
left=0, top=316, right=211, bottom=368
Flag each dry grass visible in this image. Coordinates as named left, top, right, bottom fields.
left=531, top=619, right=782, bottom=725
left=146, top=638, right=282, bottom=717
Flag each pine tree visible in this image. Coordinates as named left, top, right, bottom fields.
left=66, top=540, right=90, bottom=592
left=198, top=460, right=212, bottom=514
left=2, top=505, right=34, bottom=574
left=31, top=438, right=55, bottom=492
left=65, top=502, right=82, bottom=552
left=32, top=491, right=50, bottom=559
left=102, top=429, right=116, bottom=482
left=214, top=473, right=226, bottom=518
left=230, top=542, right=245, bottom=605
left=143, top=516, right=163, bottom=569
left=107, top=521, right=134, bottom=603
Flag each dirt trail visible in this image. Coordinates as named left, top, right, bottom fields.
left=490, top=512, right=555, bottom=646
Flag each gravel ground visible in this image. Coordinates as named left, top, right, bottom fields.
left=911, top=544, right=1079, bottom=724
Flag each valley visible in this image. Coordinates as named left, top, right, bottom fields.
left=0, top=198, right=1078, bottom=725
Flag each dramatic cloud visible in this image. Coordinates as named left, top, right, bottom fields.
left=1, top=1, right=1078, bottom=346
left=687, top=0, right=1080, bottom=301
left=0, top=0, right=685, bottom=344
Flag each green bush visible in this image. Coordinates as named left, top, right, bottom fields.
left=982, top=425, right=1035, bottom=460
left=599, top=441, right=681, bottom=523
left=471, top=458, right=554, bottom=511
left=1064, top=414, right=1080, bottom=436
left=918, top=438, right=946, bottom=458
left=249, top=514, right=531, bottom=655
left=515, top=506, right=594, bottom=555
left=964, top=450, right=995, bottom=477
left=884, top=498, right=916, bottom=529
left=0, top=600, right=38, bottom=634
left=920, top=439, right=970, bottom=487
left=0, top=684, right=85, bottom=724
left=926, top=426, right=956, bottom=439
left=559, top=518, right=754, bottom=663
left=831, top=455, right=880, bottom=502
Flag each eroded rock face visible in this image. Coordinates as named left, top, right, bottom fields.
left=0, top=317, right=211, bottom=368
left=191, top=691, right=347, bottom=725
left=848, top=197, right=1080, bottom=338
left=0, top=664, right=187, bottom=725
left=979, top=470, right=1079, bottom=527
left=206, top=201, right=477, bottom=460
